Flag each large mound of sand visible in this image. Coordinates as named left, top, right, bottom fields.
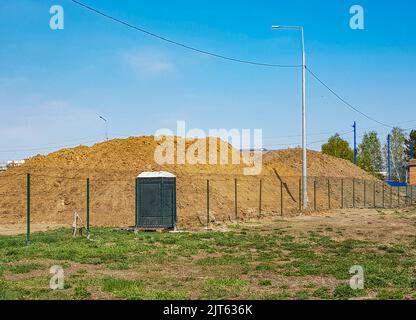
left=0, top=136, right=378, bottom=229
left=23, top=136, right=246, bottom=174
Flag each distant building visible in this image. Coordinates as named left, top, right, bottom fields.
left=7, top=160, right=25, bottom=168
left=0, top=160, right=25, bottom=171
left=240, top=148, right=268, bottom=152
left=409, top=159, right=416, bottom=186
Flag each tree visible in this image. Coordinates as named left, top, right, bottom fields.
left=357, top=131, right=382, bottom=175
left=322, top=134, right=354, bottom=162
left=383, top=127, right=407, bottom=182
left=405, top=130, right=416, bottom=160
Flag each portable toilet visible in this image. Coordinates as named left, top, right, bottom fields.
left=135, top=172, right=176, bottom=229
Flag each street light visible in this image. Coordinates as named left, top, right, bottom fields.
left=99, top=116, right=108, bottom=141
left=272, top=25, right=308, bottom=209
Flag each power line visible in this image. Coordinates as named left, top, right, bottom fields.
left=306, top=66, right=394, bottom=128
left=0, top=139, right=100, bottom=153
left=263, top=129, right=353, bottom=141
left=70, top=0, right=300, bottom=69
left=0, top=136, right=102, bottom=152
left=262, top=139, right=326, bottom=148
left=70, top=1, right=401, bottom=129
left=263, top=127, right=413, bottom=149
left=70, top=0, right=407, bottom=131
left=263, top=131, right=354, bottom=148
left=357, top=120, right=416, bottom=132
left=264, top=120, right=416, bottom=142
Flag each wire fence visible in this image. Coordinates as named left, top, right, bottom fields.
left=0, top=170, right=415, bottom=237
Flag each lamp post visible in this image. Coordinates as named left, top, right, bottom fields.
left=99, top=116, right=108, bottom=141
left=272, top=25, right=307, bottom=209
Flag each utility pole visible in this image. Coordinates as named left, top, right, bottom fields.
left=388, top=134, right=391, bottom=181
left=352, top=121, right=357, bottom=165
left=272, top=25, right=308, bottom=209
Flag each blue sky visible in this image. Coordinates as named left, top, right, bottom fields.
left=0, top=0, right=415, bottom=161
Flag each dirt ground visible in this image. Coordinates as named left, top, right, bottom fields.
left=234, top=207, right=416, bottom=245
left=0, top=223, right=69, bottom=236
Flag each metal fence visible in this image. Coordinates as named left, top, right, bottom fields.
left=0, top=170, right=415, bottom=241
left=190, top=175, right=416, bottom=229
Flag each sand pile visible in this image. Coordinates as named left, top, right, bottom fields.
left=0, top=137, right=379, bottom=229
left=23, top=136, right=246, bottom=174
left=263, top=149, right=376, bottom=180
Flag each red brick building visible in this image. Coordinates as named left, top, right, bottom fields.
left=410, top=159, right=416, bottom=186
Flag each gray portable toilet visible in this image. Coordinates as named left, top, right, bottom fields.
left=135, top=172, right=176, bottom=230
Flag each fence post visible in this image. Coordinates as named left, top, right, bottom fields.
left=373, top=182, right=376, bottom=208
left=26, top=173, right=31, bottom=246
left=327, top=179, right=331, bottom=209
left=299, top=178, right=302, bottom=211
left=390, top=186, right=393, bottom=208
left=341, top=179, right=344, bottom=209
left=206, top=180, right=210, bottom=229
left=259, top=179, right=262, bottom=217
left=406, top=185, right=409, bottom=207
left=353, top=179, right=355, bottom=208
left=86, top=178, right=90, bottom=239
left=382, top=183, right=385, bottom=208
left=280, top=180, right=283, bottom=217
left=234, top=178, right=238, bottom=219
left=398, top=186, right=400, bottom=208
left=135, top=178, right=138, bottom=228
left=363, top=180, right=366, bottom=208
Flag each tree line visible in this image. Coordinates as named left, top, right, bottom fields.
left=321, top=128, right=416, bottom=182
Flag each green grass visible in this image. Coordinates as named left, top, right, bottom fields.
left=203, top=278, right=247, bottom=299
left=333, top=284, right=365, bottom=300
left=312, top=287, right=331, bottom=299
left=0, top=218, right=415, bottom=300
left=101, top=278, right=190, bottom=300
left=376, top=290, right=405, bottom=300
left=73, top=286, right=91, bottom=300
left=0, top=280, right=26, bottom=300
left=7, top=263, right=44, bottom=274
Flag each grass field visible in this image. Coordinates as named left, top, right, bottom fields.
left=1, top=207, right=416, bottom=300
